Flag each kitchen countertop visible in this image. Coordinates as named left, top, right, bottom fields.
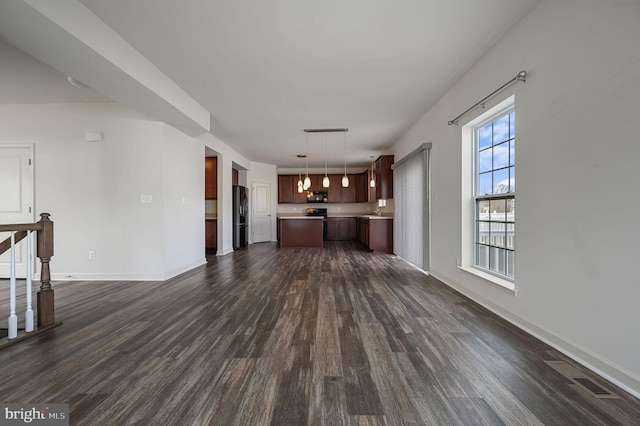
left=277, top=213, right=393, bottom=219
left=205, top=214, right=217, bottom=220
left=278, top=216, right=323, bottom=219
left=356, top=215, right=393, bottom=219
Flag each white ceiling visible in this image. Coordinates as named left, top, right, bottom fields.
left=0, top=0, right=538, bottom=169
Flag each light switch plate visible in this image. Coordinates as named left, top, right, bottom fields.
left=140, top=194, right=152, bottom=203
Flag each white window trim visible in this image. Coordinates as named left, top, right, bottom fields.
left=460, top=95, right=516, bottom=293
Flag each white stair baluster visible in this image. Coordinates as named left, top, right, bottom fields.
left=25, top=230, right=34, bottom=333
left=8, top=232, right=18, bottom=339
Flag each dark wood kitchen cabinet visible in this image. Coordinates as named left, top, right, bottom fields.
left=355, top=172, right=367, bottom=203
left=327, top=217, right=357, bottom=240
left=205, top=219, right=217, bottom=254
left=357, top=217, right=393, bottom=253
left=205, top=157, right=217, bottom=200
left=278, top=175, right=294, bottom=203
left=375, top=155, right=394, bottom=200
left=279, top=174, right=360, bottom=204
left=326, top=174, right=342, bottom=203
left=341, top=174, right=357, bottom=203
left=325, top=174, right=358, bottom=203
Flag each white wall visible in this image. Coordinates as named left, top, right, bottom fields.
left=162, top=124, right=206, bottom=277
left=0, top=102, right=206, bottom=280
left=390, top=0, right=640, bottom=396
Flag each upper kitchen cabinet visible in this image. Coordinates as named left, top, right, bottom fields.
left=326, top=174, right=342, bottom=202
left=375, top=155, right=394, bottom=200
left=232, top=168, right=239, bottom=186
left=355, top=172, right=367, bottom=203
left=278, top=175, right=294, bottom=203
left=278, top=173, right=364, bottom=204
left=341, top=174, right=357, bottom=203
left=205, top=157, right=217, bottom=200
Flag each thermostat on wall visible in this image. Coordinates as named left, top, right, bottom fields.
left=85, top=131, right=103, bottom=142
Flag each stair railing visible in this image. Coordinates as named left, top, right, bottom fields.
left=0, top=213, right=55, bottom=339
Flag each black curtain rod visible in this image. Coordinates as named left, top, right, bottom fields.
left=448, top=70, right=527, bottom=126
left=304, top=128, right=348, bottom=133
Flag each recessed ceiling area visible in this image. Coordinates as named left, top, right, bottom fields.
left=0, top=0, right=539, bottom=168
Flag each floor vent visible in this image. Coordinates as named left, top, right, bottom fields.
left=544, top=361, right=619, bottom=399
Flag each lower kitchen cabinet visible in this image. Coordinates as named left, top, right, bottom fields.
left=327, top=217, right=356, bottom=241
left=205, top=219, right=217, bottom=254
left=357, top=217, right=393, bottom=253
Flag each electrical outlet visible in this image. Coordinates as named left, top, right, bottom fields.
left=89, top=250, right=96, bottom=260
left=456, top=258, right=461, bottom=266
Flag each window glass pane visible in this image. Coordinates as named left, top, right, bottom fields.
left=477, top=221, right=489, bottom=244
left=477, top=200, right=490, bottom=220
left=476, top=244, right=489, bottom=269
left=508, top=167, right=515, bottom=192
left=490, top=222, right=506, bottom=247
left=490, top=246, right=505, bottom=274
left=478, top=148, right=492, bottom=173
left=493, top=141, right=510, bottom=169
left=506, top=223, right=515, bottom=249
left=510, top=139, right=515, bottom=167
left=490, top=199, right=506, bottom=221
left=493, top=168, right=509, bottom=193
left=506, top=199, right=515, bottom=221
left=478, top=123, right=492, bottom=149
left=509, top=111, right=515, bottom=138
left=506, top=250, right=515, bottom=278
left=478, top=173, right=492, bottom=195
left=493, top=116, right=510, bottom=144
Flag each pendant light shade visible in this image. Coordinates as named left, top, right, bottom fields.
left=296, top=154, right=305, bottom=193
left=342, top=130, right=349, bottom=188
left=303, top=133, right=311, bottom=190
left=369, top=157, right=376, bottom=187
left=323, top=133, right=330, bottom=188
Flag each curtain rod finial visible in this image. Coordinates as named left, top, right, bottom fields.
left=516, top=70, right=527, bottom=82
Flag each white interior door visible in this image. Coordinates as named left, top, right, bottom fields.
left=0, top=145, right=34, bottom=278
left=252, top=182, right=271, bottom=243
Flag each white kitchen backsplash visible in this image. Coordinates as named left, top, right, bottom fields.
left=277, top=200, right=393, bottom=215
left=205, top=200, right=217, bottom=215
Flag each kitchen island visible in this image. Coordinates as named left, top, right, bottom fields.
left=278, top=216, right=324, bottom=248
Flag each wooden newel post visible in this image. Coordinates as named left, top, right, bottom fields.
left=36, top=212, right=55, bottom=328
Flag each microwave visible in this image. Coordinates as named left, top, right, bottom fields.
left=307, top=191, right=328, bottom=203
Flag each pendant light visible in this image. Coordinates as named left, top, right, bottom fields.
left=369, top=156, right=376, bottom=187
left=322, top=133, right=330, bottom=188
left=296, top=155, right=305, bottom=193
left=303, top=133, right=311, bottom=190
left=341, top=130, right=349, bottom=187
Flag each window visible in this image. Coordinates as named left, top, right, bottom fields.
left=474, top=109, right=515, bottom=279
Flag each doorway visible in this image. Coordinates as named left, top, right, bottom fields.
left=251, top=182, right=271, bottom=243
left=0, top=145, right=34, bottom=278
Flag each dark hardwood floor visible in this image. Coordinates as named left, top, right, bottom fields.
left=1, top=241, right=639, bottom=425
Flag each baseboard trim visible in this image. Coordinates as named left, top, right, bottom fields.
left=430, top=269, right=640, bottom=400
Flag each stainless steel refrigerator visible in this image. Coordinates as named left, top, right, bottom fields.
left=233, top=185, right=248, bottom=250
